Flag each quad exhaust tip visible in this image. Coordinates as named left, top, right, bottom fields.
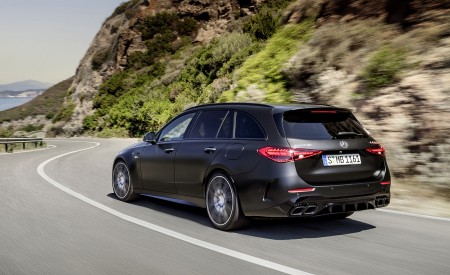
left=376, top=196, right=390, bottom=207
left=290, top=204, right=318, bottom=216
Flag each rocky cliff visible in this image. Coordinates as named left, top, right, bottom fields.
left=64, top=0, right=262, bottom=134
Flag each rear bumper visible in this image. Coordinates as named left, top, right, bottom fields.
left=241, top=179, right=391, bottom=217
left=244, top=192, right=390, bottom=217
left=288, top=193, right=390, bottom=216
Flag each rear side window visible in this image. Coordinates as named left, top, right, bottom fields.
left=282, top=109, right=369, bottom=140
left=188, top=110, right=229, bottom=139
left=235, top=112, right=265, bottom=139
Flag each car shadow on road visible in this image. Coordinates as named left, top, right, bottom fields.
left=107, top=193, right=376, bottom=240
left=237, top=217, right=376, bottom=240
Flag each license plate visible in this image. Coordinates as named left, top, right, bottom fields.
left=322, top=154, right=361, bottom=166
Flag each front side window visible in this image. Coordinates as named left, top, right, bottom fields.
left=159, top=112, right=196, bottom=142
left=188, top=110, right=229, bottom=139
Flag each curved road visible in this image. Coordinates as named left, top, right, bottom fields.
left=0, top=139, right=449, bottom=274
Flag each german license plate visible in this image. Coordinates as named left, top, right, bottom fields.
left=322, top=154, right=361, bottom=166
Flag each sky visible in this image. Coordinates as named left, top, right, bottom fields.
left=0, top=0, right=125, bottom=85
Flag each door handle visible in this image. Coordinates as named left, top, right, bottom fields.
left=204, top=147, right=216, bottom=153
left=164, top=148, right=175, bottom=153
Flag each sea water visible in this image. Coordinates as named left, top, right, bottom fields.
left=0, top=97, right=34, bottom=111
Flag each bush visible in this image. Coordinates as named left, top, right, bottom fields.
left=109, top=0, right=140, bottom=19
left=243, top=11, right=279, bottom=40
left=111, top=2, right=128, bottom=17
left=98, top=127, right=129, bottom=138
left=0, top=127, right=13, bottom=138
left=179, top=33, right=259, bottom=91
left=361, top=45, right=406, bottom=89
left=91, top=49, right=110, bottom=70
left=93, top=71, right=129, bottom=114
left=126, top=12, right=197, bottom=70
left=243, top=0, right=294, bottom=41
left=82, top=114, right=99, bottom=131
left=21, top=124, right=44, bottom=132
left=52, top=102, right=75, bottom=122
left=222, top=19, right=315, bottom=103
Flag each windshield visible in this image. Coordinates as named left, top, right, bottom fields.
left=282, top=109, right=370, bottom=140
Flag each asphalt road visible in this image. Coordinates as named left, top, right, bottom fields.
left=0, top=138, right=449, bottom=275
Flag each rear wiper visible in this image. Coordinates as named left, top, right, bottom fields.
left=333, top=132, right=363, bottom=139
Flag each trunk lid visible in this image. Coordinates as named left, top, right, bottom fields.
left=280, top=108, right=385, bottom=185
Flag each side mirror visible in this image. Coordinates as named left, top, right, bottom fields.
left=143, top=132, right=156, bottom=144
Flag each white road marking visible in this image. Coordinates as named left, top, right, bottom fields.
left=377, top=209, right=450, bottom=222
left=37, top=140, right=312, bottom=275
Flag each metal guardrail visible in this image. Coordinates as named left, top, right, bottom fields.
left=0, top=138, right=44, bottom=152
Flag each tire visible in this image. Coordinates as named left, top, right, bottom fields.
left=206, top=172, right=249, bottom=231
left=112, top=161, right=138, bottom=202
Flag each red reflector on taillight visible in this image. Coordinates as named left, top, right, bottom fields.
left=380, top=181, right=391, bottom=185
left=366, top=147, right=385, bottom=156
left=288, top=188, right=316, bottom=193
left=257, top=147, right=322, bottom=163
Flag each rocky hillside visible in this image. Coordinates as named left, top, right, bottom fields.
left=63, top=0, right=261, bottom=134
left=1, top=0, right=449, bottom=209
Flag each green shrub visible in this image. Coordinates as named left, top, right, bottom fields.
left=361, top=45, right=406, bottom=89
left=126, top=12, right=197, bottom=70
left=93, top=71, right=129, bottom=115
left=91, top=49, right=110, bottom=70
left=99, top=84, right=171, bottom=137
left=179, top=33, right=258, bottom=91
left=21, top=124, right=44, bottom=132
left=98, top=127, right=129, bottom=138
left=52, top=102, right=75, bottom=122
left=109, top=0, right=140, bottom=19
left=45, top=113, right=54, bottom=120
left=111, top=2, right=128, bottom=17
left=139, top=12, right=197, bottom=40
left=82, top=114, right=99, bottom=131
left=243, top=0, right=294, bottom=41
left=0, top=127, right=13, bottom=138
left=243, top=11, right=279, bottom=40
left=222, top=19, right=315, bottom=103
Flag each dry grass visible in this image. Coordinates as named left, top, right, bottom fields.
left=389, top=179, right=450, bottom=218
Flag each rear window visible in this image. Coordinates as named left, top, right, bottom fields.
left=235, top=112, right=265, bottom=139
left=282, top=109, right=369, bottom=140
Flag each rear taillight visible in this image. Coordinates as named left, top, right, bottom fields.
left=366, top=147, right=385, bottom=156
left=258, top=147, right=323, bottom=163
left=380, top=181, right=391, bottom=185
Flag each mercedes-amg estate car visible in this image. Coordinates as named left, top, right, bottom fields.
left=112, top=103, right=391, bottom=230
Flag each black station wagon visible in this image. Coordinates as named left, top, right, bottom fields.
left=112, top=103, right=391, bottom=230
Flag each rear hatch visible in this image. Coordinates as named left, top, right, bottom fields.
left=280, top=108, right=385, bottom=185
